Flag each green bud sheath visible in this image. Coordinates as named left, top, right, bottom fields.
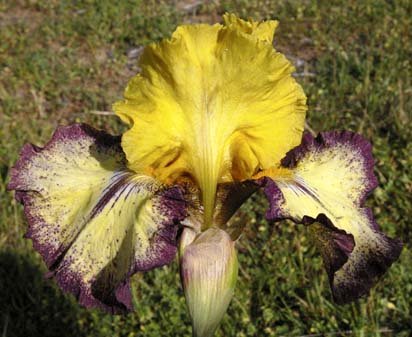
left=180, top=227, right=238, bottom=337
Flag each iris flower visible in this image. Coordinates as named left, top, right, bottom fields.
left=8, top=14, right=402, bottom=337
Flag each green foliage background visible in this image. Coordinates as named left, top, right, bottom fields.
left=0, top=1, right=411, bottom=336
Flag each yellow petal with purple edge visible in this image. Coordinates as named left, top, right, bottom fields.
left=8, top=124, right=186, bottom=313
left=258, top=131, right=402, bottom=303
left=113, top=14, right=307, bottom=226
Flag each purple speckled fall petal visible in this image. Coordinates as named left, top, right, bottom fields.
left=8, top=124, right=186, bottom=313
left=260, top=131, right=402, bottom=304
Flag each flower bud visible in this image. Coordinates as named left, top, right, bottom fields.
left=180, top=227, right=238, bottom=337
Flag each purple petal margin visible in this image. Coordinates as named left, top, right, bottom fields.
left=260, top=131, right=403, bottom=304
left=8, top=123, right=187, bottom=314
left=8, top=124, right=124, bottom=269
left=49, top=185, right=187, bottom=314
left=281, top=131, right=378, bottom=205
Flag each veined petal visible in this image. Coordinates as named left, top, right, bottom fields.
left=8, top=124, right=186, bottom=313
left=114, top=14, right=307, bottom=225
left=180, top=227, right=238, bottom=337
left=258, top=131, right=402, bottom=303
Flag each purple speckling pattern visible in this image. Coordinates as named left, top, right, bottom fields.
left=133, top=186, right=187, bottom=272
left=7, top=123, right=188, bottom=314
left=15, top=190, right=65, bottom=268
left=263, top=131, right=380, bottom=224
left=302, top=214, right=355, bottom=279
left=8, top=124, right=124, bottom=269
left=255, top=177, right=286, bottom=221
left=281, top=131, right=378, bottom=206
left=50, top=266, right=130, bottom=314
left=259, top=130, right=403, bottom=304
left=8, top=123, right=123, bottom=192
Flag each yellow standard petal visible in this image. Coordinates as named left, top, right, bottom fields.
left=114, top=14, right=307, bottom=226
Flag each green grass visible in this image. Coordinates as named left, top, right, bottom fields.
left=1, top=0, right=411, bottom=336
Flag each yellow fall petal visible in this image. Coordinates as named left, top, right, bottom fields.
left=259, top=132, right=402, bottom=303
left=8, top=124, right=186, bottom=313
left=114, top=15, right=307, bottom=225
